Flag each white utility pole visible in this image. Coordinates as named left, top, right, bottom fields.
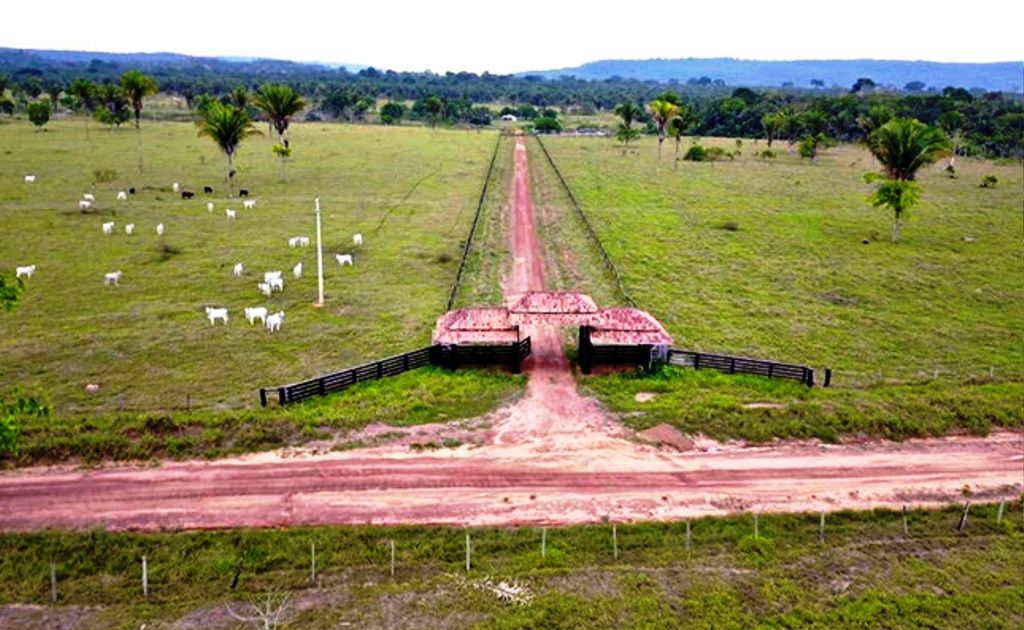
left=315, top=197, right=325, bottom=306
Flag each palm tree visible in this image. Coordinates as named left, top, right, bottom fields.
left=119, top=70, right=158, bottom=172
left=69, top=78, right=96, bottom=140
left=614, top=101, right=643, bottom=129
left=668, top=106, right=695, bottom=167
left=649, top=98, right=679, bottom=162
left=865, top=117, right=951, bottom=242
left=252, top=84, right=305, bottom=145
left=230, top=86, right=250, bottom=111
left=195, top=102, right=262, bottom=196
left=761, top=113, right=782, bottom=147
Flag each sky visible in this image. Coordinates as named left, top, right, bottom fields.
left=2, top=0, right=1021, bottom=73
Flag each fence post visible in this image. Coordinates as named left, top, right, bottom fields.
left=311, top=543, right=316, bottom=583
left=511, top=341, right=520, bottom=374
left=259, top=388, right=267, bottom=407
left=278, top=387, right=286, bottom=406
left=403, top=353, right=409, bottom=372
left=819, top=512, right=826, bottom=543
left=318, top=378, right=325, bottom=396
left=902, top=505, right=909, bottom=536
left=612, top=523, right=619, bottom=560
left=997, top=500, right=1005, bottom=523
left=694, top=353, right=701, bottom=370
left=824, top=368, right=832, bottom=388
left=806, top=368, right=815, bottom=387
left=729, top=357, right=736, bottom=374
left=142, top=555, right=148, bottom=596
left=50, top=560, right=57, bottom=603
left=958, top=502, right=971, bottom=532
left=541, top=527, right=547, bottom=559
left=754, top=513, right=759, bottom=540
left=685, top=521, right=691, bottom=551
left=377, top=361, right=383, bottom=379
left=768, top=363, right=774, bottom=378
left=465, top=532, right=471, bottom=572
left=390, top=539, right=396, bottom=578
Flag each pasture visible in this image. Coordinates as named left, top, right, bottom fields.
left=536, top=135, right=1023, bottom=439
left=0, top=118, right=525, bottom=448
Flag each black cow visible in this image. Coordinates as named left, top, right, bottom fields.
left=203, top=186, right=214, bottom=194
left=239, top=189, right=249, bottom=198
left=128, top=187, right=136, bottom=195
left=181, top=190, right=195, bottom=199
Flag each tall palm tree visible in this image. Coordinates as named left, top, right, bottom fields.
left=195, top=102, right=262, bottom=196
left=69, top=78, right=96, bottom=140
left=865, top=117, right=951, bottom=242
left=119, top=70, right=158, bottom=172
left=649, top=98, right=679, bottom=163
left=252, top=84, right=305, bottom=145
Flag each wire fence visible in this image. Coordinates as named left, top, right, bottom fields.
left=532, top=134, right=636, bottom=307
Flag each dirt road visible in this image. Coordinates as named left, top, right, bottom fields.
left=0, top=133, right=1020, bottom=532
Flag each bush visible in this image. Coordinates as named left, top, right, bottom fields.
left=26, top=100, right=50, bottom=129
left=533, top=116, right=562, bottom=134
left=980, top=174, right=998, bottom=188
left=683, top=144, right=708, bottom=161
left=758, top=149, right=777, bottom=160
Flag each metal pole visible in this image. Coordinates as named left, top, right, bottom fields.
left=315, top=197, right=324, bottom=305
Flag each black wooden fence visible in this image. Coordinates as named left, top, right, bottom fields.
left=667, top=349, right=819, bottom=386
left=578, top=326, right=655, bottom=374
left=261, top=338, right=533, bottom=406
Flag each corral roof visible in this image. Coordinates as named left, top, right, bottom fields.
left=507, top=291, right=599, bottom=315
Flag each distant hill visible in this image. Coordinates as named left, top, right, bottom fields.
left=0, top=48, right=367, bottom=76
left=526, top=58, right=1023, bottom=93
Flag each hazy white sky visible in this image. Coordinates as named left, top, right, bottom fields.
left=2, top=0, right=1021, bottom=73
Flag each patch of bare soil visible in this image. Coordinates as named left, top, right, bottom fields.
left=0, top=604, right=98, bottom=630
left=639, top=424, right=696, bottom=451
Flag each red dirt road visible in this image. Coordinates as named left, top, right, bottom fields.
left=0, top=134, right=1020, bottom=532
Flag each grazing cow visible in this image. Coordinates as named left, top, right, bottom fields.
left=293, top=262, right=303, bottom=279
left=204, top=307, right=229, bottom=325
left=243, top=200, right=256, bottom=209
left=257, top=282, right=272, bottom=297
left=244, top=306, right=268, bottom=325
left=225, top=208, right=236, bottom=220
left=104, top=271, right=122, bottom=286
left=239, top=189, right=249, bottom=197
left=156, top=223, right=165, bottom=236
left=82, top=193, right=95, bottom=202
left=233, top=262, right=244, bottom=277
left=101, top=222, right=115, bottom=235
left=24, top=175, right=36, bottom=183
left=268, top=276, right=284, bottom=292
left=128, top=187, right=136, bottom=195
left=353, top=233, right=363, bottom=246
left=181, top=190, right=194, bottom=199
left=172, top=182, right=180, bottom=193
left=79, top=200, right=93, bottom=210
left=203, top=186, right=214, bottom=194
left=335, top=254, right=353, bottom=266
left=117, top=191, right=128, bottom=201
left=15, top=265, right=36, bottom=279
left=206, top=202, right=214, bottom=213
left=265, top=311, right=285, bottom=333
left=125, top=223, right=135, bottom=235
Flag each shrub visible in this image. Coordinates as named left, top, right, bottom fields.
left=683, top=145, right=707, bottom=161
left=26, top=100, right=51, bottom=129
left=533, top=116, right=562, bottom=134
left=980, top=174, right=998, bottom=188
left=758, top=149, right=777, bottom=159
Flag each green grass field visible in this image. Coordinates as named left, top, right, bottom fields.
left=0, top=118, right=502, bottom=412
left=1, top=503, right=1020, bottom=628
left=535, top=135, right=1023, bottom=440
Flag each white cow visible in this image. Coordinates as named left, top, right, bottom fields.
left=172, top=182, right=180, bottom=193
left=15, top=264, right=36, bottom=279
left=243, top=200, right=256, bottom=209
left=244, top=306, right=268, bottom=325
left=156, top=223, right=165, bottom=236
left=104, top=270, right=122, bottom=286
left=353, top=233, right=363, bottom=246
left=79, top=200, right=93, bottom=210
left=298, top=237, right=310, bottom=247
left=24, top=175, right=35, bottom=183
left=292, top=262, right=303, bottom=279
left=233, top=262, right=244, bottom=277
left=101, top=222, right=115, bottom=235
left=225, top=208, right=236, bottom=220
left=335, top=253, right=353, bottom=266
left=263, top=271, right=282, bottom=283
left=207, top=202, right=214, bottom=213
left=82, top=193, right=95, bottom=202
left=257, top=282, right=272, bottom=297
left=125, top=223, right=135, bottom=235
left=204, top=306, right=229, bottom=325
left=268, top=276, right=284, bottom=292
left=265, top=311, right=285, bottom=333
left=116, top=191, right=128, bottom=201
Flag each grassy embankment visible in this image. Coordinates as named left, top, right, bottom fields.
left=0, top=118, right=525, bottom=465
left=534, top=135, right=1023, bottom=441
left=0, top=503, right=1020, bottom=628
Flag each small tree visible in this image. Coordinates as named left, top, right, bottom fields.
left=615, top=123, right=640, bottom=152
left=864, top=175, right=921, bottom=243
left=379, top=101, right=406, bottom=125
left=27, top=100, right=51, bottom=129
left=533, top=116, right=562, bottom=134
left=761, top=113, right=782, bottom=147
left=648, top=98, right=680, bottom=163
left=272, top=143, right=292, bottom=182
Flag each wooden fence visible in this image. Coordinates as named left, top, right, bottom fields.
left=667, top=349, right=818, bottom=386
left=578, top=325, right=655, bottom=374
left=261, top=338, right=533, bottom=406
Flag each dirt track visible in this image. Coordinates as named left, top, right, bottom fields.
left=0, top=133, right=1020, bottom=532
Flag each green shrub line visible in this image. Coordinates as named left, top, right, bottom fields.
left=1, top=367, right=526, bottom=468
left=0, top=502, right=1020, bottom=626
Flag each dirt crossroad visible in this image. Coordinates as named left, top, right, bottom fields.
left=0, top=133, right=1020, bottom=532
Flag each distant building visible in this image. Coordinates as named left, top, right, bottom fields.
left=501, top=114, right=518, bottom=121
